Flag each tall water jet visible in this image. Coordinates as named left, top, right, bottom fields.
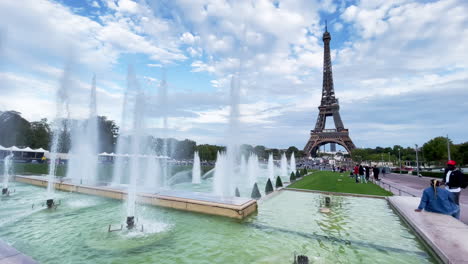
left=290, top=152, right=296, bottom=174
left=2, top=153, right=13, bottom=195
left=126, top=71, right=147, bottom=225
left=67, top=75, right=99, bottom=185
left=112, top=68, right=135, bottom=186
left=280, top=153, right=288, bottom=179
left=145, top=156, right=161, bottom=191
left=213, top=74, right=241, bottom=196
left=192, top=151, right=201, bottom=184
left=48, top=62, right=72, bottom=198
left=240, top=154, right=247, bottom=176
left=267, top=153, right=275, bottom=181
left=213, top=151, right=228, bottom=196
left=247, top=153, right=259, bottom=187
left=158, top=70, right=170, bottom=188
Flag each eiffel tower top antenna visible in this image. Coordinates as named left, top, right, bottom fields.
left=325, top=20, right=327, bottom=32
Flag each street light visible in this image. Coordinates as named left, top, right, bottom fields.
left=398, top=148, right=402, bottom=174
left=415, top=144, right=420, bottom=177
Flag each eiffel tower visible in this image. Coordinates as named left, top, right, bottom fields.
left=304, top=24, right=355, bottom=157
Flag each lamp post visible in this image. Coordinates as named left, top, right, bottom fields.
left=447, top=134, right=451, bottom=161
left=398, top=148, right=401, bottom=175
left=415, top=144, right=420, bottom=177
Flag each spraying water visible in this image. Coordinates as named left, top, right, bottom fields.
left=290, top=152, right=296, bottom=174
left=47, top=62, right=72, bottom=197
left=192, top=151, right=201, bottom=184
left=126, top=74, right=147, bottom=219
left=158, top=70, right=170, bottom=188
left=247, top=153, right=259, bottom=187
left=212, top=74, right=241, bottom=196
left=280, top=153, right=288, bottom=179
left=267, top=153, right=275, bottom=180
left=2, top=153, right=13, bottom=189
left=67, top=75, right=99, bottom=185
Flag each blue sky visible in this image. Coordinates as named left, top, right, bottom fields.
left=0, top=0, right=467, bottom=150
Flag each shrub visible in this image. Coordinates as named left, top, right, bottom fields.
left=302, top=168, right=308, bottom=176
left=251, top=183, right=261, bottom=199
left=411, top=171, right=445, bottom=178
left=295, top=170, right=301, bottom=178
left=235, top=187, right=240, bottom=197
left=265, top=178, right=274, bottom=194
left=275, top=176, right=283, bottom=188
left=290, top=172, right=296, bottom=182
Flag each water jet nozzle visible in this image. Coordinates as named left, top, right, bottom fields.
left=126, top=216, right=135, bottom=229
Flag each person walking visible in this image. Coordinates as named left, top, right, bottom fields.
left=353, top=164, right=359, bottom=183
left=365, top=165, right=370, bottom=181
left=373, top=166, right=380, bottom=181
left=443, top=160, right=467, bottom=206
left=415, top=179, right=460, bottom=219
left=359, top=165, right=366, bottom=183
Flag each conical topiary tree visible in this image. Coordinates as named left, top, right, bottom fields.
left=295, top=170, right=301, bottom=179
left=290, top=172, right=296, bottom=182
left=275, top=176, right=283, bottom=188
left=251, top=183, right=261, bottom=199
left=302, top=168, right=308, bottom=176
left=265, top=178, right=274, bottom=194
left=235, top=187, right=240, bottom=197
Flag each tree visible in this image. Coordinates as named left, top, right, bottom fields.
left=286, top=146, right=299, bottom=156
left=28, top=118, right=51, bottom=149
left=98, top=116, right=119, bottom=153
left=0, top=111, right=31, bottom=147
left=173, top=139, right=196, bottom=160
left=253, top=145, right=267, bottom=159
left=422, top=137, right=453, bottom=165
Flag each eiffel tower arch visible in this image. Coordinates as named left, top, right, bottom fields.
left=304, top=25, right=355, bottom=157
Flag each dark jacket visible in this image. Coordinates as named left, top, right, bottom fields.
left=358, top=166, right=364, bottom=175
left=373, top=167, right=380, bottom=176
left=443, top=169, right=466, bottom=189
left=365, top=166, right=370, bottom=177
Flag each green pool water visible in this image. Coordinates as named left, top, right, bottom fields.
left=0, top=183, right=436, bottom=263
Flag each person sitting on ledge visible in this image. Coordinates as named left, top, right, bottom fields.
left=415, top=179, right=460, bottom=219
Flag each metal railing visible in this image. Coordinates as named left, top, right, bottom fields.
left=374, top=179, right=417, bottom=197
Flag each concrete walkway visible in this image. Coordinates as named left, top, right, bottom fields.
left=0, top=240, right=38, bottom=264
left=388, top=196, right=468, bottom=264
left=379, top=173, right=468, bottom=224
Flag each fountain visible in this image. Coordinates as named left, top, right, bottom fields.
left=212, top=74, right=241, bottom=196
left=2, top=153, right=13, bottom=195
left=192, top=151, right=201, bottom=184
left=280, top=153, right=288, bottom=180
left=290, top=152, right=296, bottom=174
left=267, top=153, right=275, bottom=181
left=47, top=61, right=72, bottom=203
left=247, top=153, right=259, bottom=187
left=66, top=75, right=99, bottom=186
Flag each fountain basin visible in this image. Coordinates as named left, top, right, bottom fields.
left=14, top=175, right=257, bottom=219
left=0, top=183, right=436, bottom=264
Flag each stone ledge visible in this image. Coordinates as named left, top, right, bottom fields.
left=284, top=187, right=388, bottom=199
left=14, top=175, right=257, bottom=220
left=0, top=240, right=38, bottom=264
left=388, top=196, right=468, bottom=264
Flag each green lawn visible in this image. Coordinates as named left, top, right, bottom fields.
left=288, top=171, right=393, bottom=196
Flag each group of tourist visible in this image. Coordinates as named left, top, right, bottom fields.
left=415, top=160, right=467, bottom=219
left=351, top=164, right=380, bottom=183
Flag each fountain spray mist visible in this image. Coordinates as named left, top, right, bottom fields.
left=47, top=62, right=72, bottom=197
left=280, top=153, right=288, bottom=180
left=267, top=153, right=275, bottom=180
left=290, top=152, right=296, bottom=173
left=192, top=151, right=201, bottom=184
left=67, top=75, right=99, bottom=185
left=2, top=153, right=13, bottom=190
